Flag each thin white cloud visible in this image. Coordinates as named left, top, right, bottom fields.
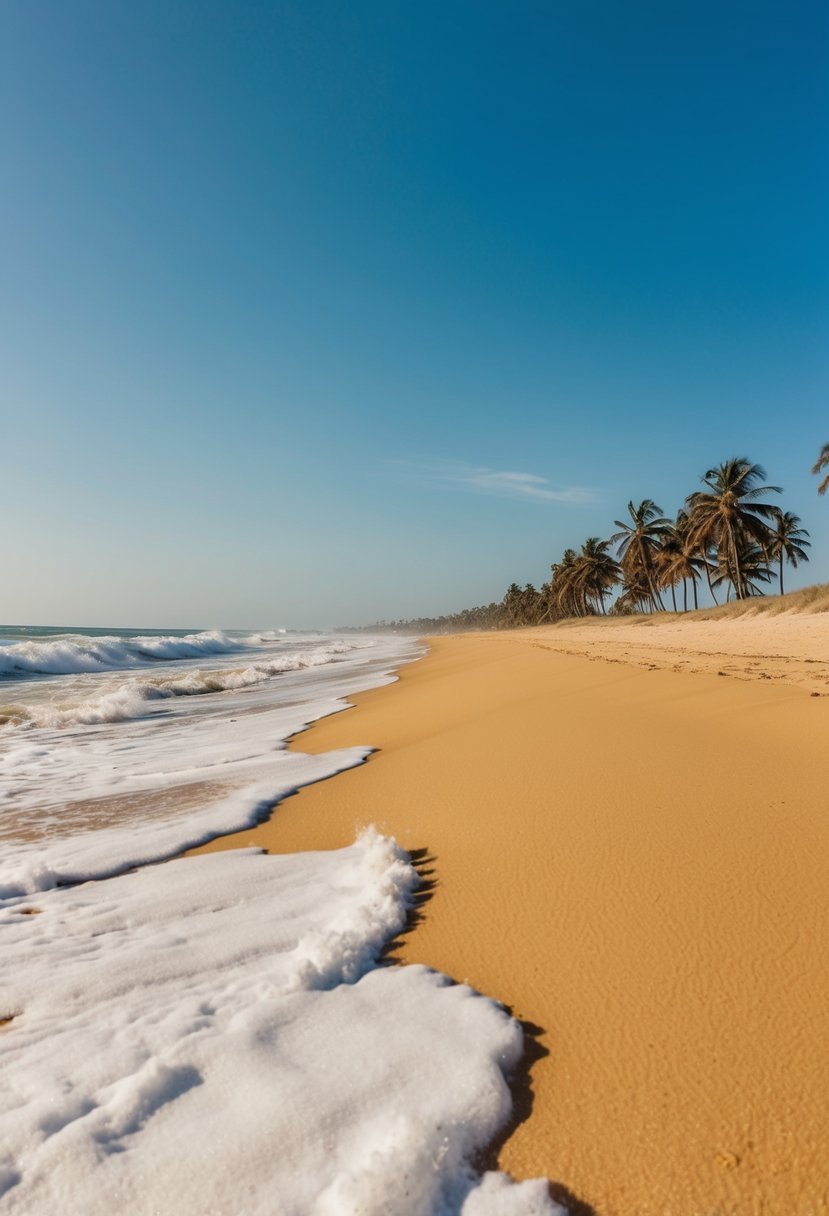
left=396, top=461, right=597, bottom=505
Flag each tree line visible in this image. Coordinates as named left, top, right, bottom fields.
left=338, top=600, right=508, bottom=635
left=506, top=458, right=811, bottom=625
left=343, top=455, right=821, bottom=633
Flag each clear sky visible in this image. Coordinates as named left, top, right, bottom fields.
left=2, top=0, right=827, bottom=628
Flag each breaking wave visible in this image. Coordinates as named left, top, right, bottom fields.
left=0, top=630, right=244, bottom=679
left=1, top=642, right=362, bottom=728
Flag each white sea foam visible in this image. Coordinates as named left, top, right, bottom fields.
left=3, top=640, right=366, bottom=729
left=0, top=833, right=561, bottom=1215
left=0, top=630, right=560, bottom=1212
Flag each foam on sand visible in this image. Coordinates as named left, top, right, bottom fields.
left=0, top=748, right=370, bottom=897
left=0, top=629, right=560, bottom=1212
left=0, top=832, right=561, bottom=1215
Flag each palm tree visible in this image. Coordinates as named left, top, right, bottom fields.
left=549, top=549, right=582, bottom=618
left=686, top=459, right=781, bottom=601
left=503, top=583, right=525, bottom=627
left=610, top=500, right=672, bottom=611
left=521, top=583, right=543, bottom=624
left=656, top=523, right=682, bottom=612
left=766, top=510, right=810, bottom=595
left=536, top=580, right=555, bottom=624
left=574, top=537, right=621, bottom=615
left=812, top=443, right=829, bottom=495
left=612, top=572, right=652, bottom=615
left=657, top=513, right=709, bottom=611
left=711, top=539, right=773, bottom=599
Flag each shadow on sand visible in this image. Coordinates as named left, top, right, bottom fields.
left=475, top=1013, right=598, bottom=1215
left=381, top=846, right=599, bottom=1216
left=379, top=845, right=437, bottom=964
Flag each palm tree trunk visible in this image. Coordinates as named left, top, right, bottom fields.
left=670, top=582, right=677, bottom=613
left=648, top=578, right=666, bottom=611
left=683, top=580, right=688, bottom=612
left=692, top=576, right=698, bottom=610
left=702, top=551, right=719, bottom=605
left=779, top=555, right=784, bottom=596
left=642, top=549, right=665, bottom=611
left=730, top=526, right=743, bottom=600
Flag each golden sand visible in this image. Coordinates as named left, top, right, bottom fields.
left=193, top=618, right=829, bottom=1215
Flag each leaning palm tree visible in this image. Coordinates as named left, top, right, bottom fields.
left=536, top=580, right=553, bottom=623
left=766, top=510, right=810, bottom=595
left=711, top=539, right=773, bottom=600
left=502, top=583, right=525, bottom=627
left=812, top=443, right=829, bottom=495
left=659, top=519, right=710, bottom=611
left=610, top=500, right=672, bottom=611
left=612, top=571, right=652, bottom=615
left=549, top=549, right=582, bottom=618
left=656, top=523, right=682, bottom=612
left=573, top=537, right=621, bottom=615
left=686, top=459, right=781, bottom=601
left=676, top=507, right=710, bottom=610
left=656, top=516, right=705, bottom=613
left=520, top=583, right=543, bottom=625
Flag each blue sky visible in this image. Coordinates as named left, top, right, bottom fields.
left=2, top=0, right=827, bottom=627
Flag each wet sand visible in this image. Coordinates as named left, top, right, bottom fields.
left=194, top=619, right=829, bottom=1215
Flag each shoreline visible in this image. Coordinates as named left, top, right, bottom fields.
left=193, top=619, right=829, bottom=1214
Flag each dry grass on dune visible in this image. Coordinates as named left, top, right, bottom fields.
left=547, top=582, right=829, bottom=630
left=687, top=581, right=829, bottom=618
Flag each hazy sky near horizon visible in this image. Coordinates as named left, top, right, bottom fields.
left=2, top=0, right=827, bottom=628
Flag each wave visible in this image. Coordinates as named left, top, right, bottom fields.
left=0, top=630, right=245, bottom=679
left=246, top=629, right=288, bottom=643
left=1, top=642, right=363, bottom=728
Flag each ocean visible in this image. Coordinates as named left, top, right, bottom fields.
left=0, top=625, right=419, bottom=850
left=0, top=626, right=557, bottom=1214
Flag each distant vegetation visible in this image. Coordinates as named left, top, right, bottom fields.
left=343, top=457, right=819, bottom=634
left=340, top=601, right=509, bottom=635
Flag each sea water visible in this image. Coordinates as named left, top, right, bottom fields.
left=0, top=626, right=413, bottom=860
left=0, top=626, right=559, bottom=1214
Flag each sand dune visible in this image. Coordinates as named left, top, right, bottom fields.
left=528, top=609, right=829, bottom=694
left=195, top=613, right=829, bottom=1215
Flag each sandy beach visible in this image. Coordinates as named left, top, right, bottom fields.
left=194, top=613, right=829, bottom=1215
